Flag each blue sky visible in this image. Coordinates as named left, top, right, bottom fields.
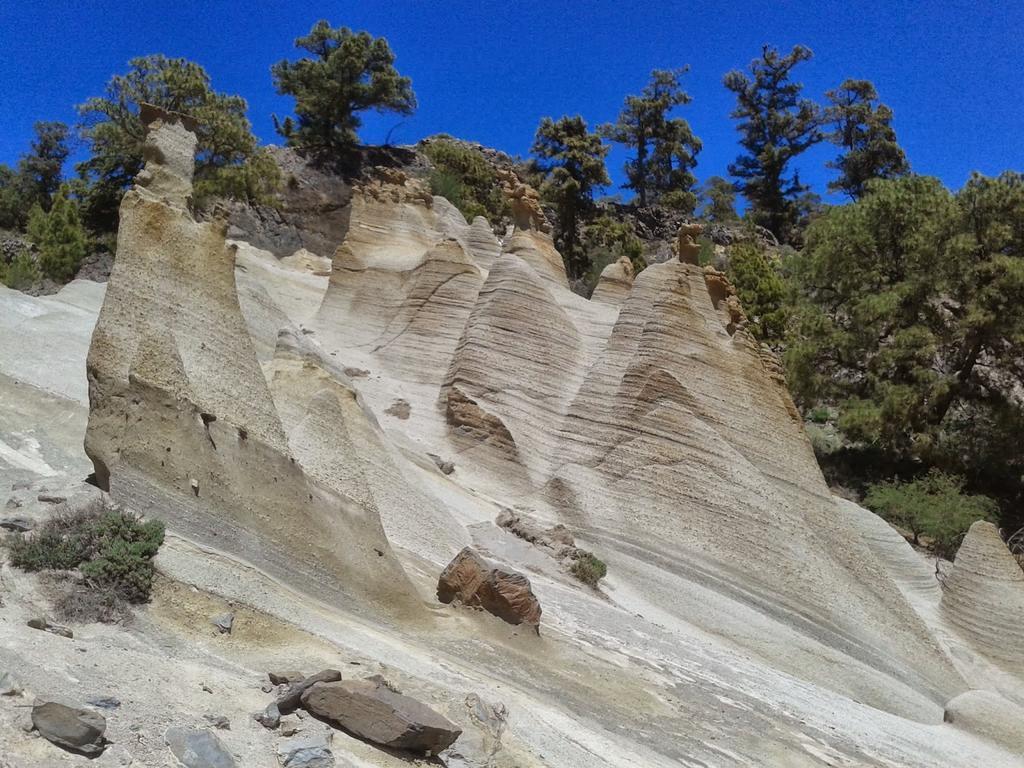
left=0, top=1, right=1020, bottom=202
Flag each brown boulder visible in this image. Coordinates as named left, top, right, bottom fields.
left=437, top=547, right=542, bottom=629
left=301, top=679, right=461, bottom=755
left=437, top=547, right=489, bottom=604
left=476, top=569, right=542, bottom=628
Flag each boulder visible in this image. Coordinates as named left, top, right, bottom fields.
left=437, top=547, right=489, bottom=605
left=32, top=701, right=107, bottom=756
left=276, top=668, right=342, bottom=714
left=164, top=726, right=235, bottom=768
left=437, top=547, right=542, bottom=629
left=277, top=734, right=335, bottom=767
left=476, top=569, right=542, bottom=628
left=301, top=679, right=461, bottom=755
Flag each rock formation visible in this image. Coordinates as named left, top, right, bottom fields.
left=83, top=106, right=420, bottom=617
left=4, top=109, right=1022, bottom=767
left=940, top=520, right=1024, bottom=667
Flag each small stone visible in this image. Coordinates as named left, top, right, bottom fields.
left=261, top=683, right=274, bottom=693
left=254, top=701, right=280, bottom=729
left=277, top=734, right=335, bottom=768
left=211, top=612, right=234, bottom=634
left=268, top=671, right=306, bottom=686
left=201, top=683, right=214, bottom=694
left=37, top=493, right=67, bottom=504
left=164, top=726, right=235, bottom=768
left=32, top=701, right=107, bottom=756
left=279, top=716, right=301, bottom=736
left=0, top=516, right=34, bottom=533
left=203, top=714, right=230, bottom=730
left=87, top=696, right=121, bottom=710
left=27, top=617, right=74, bottom=639
left=4, top=497, right=23, bottom=510
left=428, top=453, right=455, bottom=475
left=0, top=671, right=23, bottom=696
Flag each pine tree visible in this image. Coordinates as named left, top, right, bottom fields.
left=600, top=69, right=701, bottom=208
left=77, top=55, right=272, bottom=230
left=723, top=45, right=823, bottom=242
left=531, top=115, right=610, bottom=279
left=18, top=122, right=70, bottom=211
left=826, top=79, right=909, bottom=199
left=272, top=20, right=416, bottom=154
left=700, top=176, right=739, bottom=221
left=26, top=184, right=89, bottom=282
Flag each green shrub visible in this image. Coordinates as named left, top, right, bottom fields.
left=422, top=137, right=509, bottom=225
left=7, top=501, right=165, bottom=617
left=570, top=551, right=608, bottom=587
left=805, top=423, right=842, bottom=458
left=0, top=251, right=41, bottom=290
left=864, top=470, right=998, bottom=559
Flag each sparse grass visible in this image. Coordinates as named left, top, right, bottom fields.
left=569, top=551, right=607, bottom=587
left=6, top=499, right=164, bottom=621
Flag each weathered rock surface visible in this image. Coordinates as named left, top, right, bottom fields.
left=164, top=726, right=235, bottom=768
left=4, top=122, right=1023, bottom=767
left=83, top=105, right=420, bottom=618
left=301, top=679, right=461, bottom=754
left=941, top=520, right=1024, bottom=666
left=438, top=547, right=542, bottom=628
left=32, top=701, right=106, bottom=756
left=943, top=689, right=1024, bottom=754
left=277, top=669, right=343, bottom=714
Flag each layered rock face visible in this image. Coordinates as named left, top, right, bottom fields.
left=941, top=520, right=1024, bottom=666
left=57, top=113, right=1024, bottom=766
left=84, top=107, right=419, bottom=617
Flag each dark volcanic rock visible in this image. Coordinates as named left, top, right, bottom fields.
left=32, top=701, right=107, bottom=756
left=301, top=679, right=461, bottom=755
left=224, top=147, right=352, bottom=259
